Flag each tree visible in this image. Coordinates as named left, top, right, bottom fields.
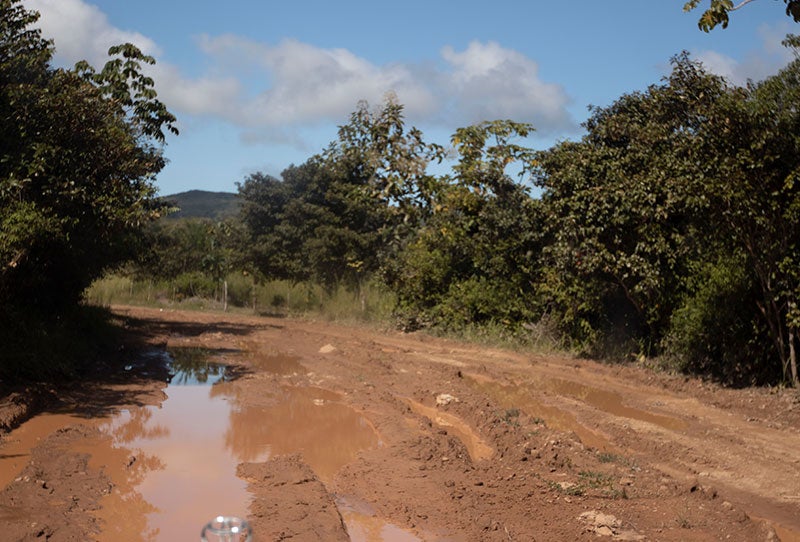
left=239, top=96, right=443, bottom=294
left=534, top=55, right=726, bottom=355
left=535, top=52, right=799, bottom=386
left=385, top=120, right=543, bottom=330
left=684, top=0, right=800, bottom=31
left=0, top=0, right=177, bottom=378
left=0, top=0, right=177, bottom=313
left=692, top=56, right=800, bottom=384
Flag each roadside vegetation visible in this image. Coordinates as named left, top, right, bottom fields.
left=3, top=0, right=799, bottom=387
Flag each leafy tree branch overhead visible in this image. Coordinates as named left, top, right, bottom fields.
left=684, top=0, right=800, bottom=31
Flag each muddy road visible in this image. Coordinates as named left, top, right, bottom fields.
left=1, top=306, right=799, bottom=541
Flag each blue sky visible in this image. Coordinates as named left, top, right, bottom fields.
left=23, top=0, right=797, bottom=196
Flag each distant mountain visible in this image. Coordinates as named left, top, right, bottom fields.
left=160, top=190, right=240, bottom=220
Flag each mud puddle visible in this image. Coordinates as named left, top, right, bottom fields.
left=87, top=349, right=379, bottom=539
left=466, top=373, right=613, bottom=451
left=339, top=497, right=423, bottom=542
left=405, top=399, right=493, bottom=461
left=2, top=348, right=380, bottom=541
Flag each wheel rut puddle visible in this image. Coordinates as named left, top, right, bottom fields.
left=1, top=349, right=386, bottom=541
left=405, top=399, right=494, bottom=462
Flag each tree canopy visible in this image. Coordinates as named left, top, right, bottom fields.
left=0, top=0, right=176, bottom=313
left=0, top=0, right=177, bottom=378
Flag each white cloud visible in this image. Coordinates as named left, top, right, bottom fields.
left=693, top=49, right=740, bottom=81
left=23, top=0, right=575, bottom=145
left=196, top=35, right=439, bottom=126
left=151, top=63, right=242, bottom=119
left=186, top=36, right=575, bottom=136
left=441, top=41, right=574, bottom=134
left=694, top=22, right=795, bottom=85
left=25, top=0, right=159, bottom=67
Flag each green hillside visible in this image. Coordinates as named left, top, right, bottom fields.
left=161, top=190, right=240, bottom=220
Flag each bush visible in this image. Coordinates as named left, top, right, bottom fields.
left=661, top=255, right=776, bottom=385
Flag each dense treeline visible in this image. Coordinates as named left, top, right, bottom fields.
left=2, top=0, right=798, bottom=387
left=134, top=51, right=799, bottom=386
left=218, top=54, right=798, bottom=387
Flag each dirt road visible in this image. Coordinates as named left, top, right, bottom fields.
left=1, top=306, right=799, bottom=541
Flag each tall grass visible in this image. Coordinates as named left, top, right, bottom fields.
left=85, top=273, right=397, bottom=324
left=85, top=273, right=562, bottom=357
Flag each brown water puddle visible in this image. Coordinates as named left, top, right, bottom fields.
left=405, top=399, right=494, bottom=461
left=465, top=373, right=613, bottom=451
left=339, top=497, right=424, bottom=542
left=2, top=350, right=379, bottom=541
left=213, top=382, right=379, bottom=481
left=542, top=377, right=687, bottom=431
left=80, top=378, right=378, bottom=540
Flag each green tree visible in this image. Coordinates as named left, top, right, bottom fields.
left=689, top=54, right=800, bottom=384
left=536, top=52, right=799, bottom=385
left=239, top=96, right=442, bottom=294
left=534, top=55, right=724, bottom=355
left=0, top=0, right=176, bottom=312
left=684, top=0, right=800, bottom=31
left=385, top=120, right=543, bottom=330
left=0, top=0, right=176, bottom=377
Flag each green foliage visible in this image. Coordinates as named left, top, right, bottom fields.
left=0, top=0, right=176, bottom=379
left=662, top=255, right=774, bottom=384
left=534, top=54, right=724, bottom=355
left=535, top=52, right=800, bottom=384
left=239, top=96, right=443, bottom=293
left=684, top=0, right=800, bottom=31
left=386, top=120, right=543, bottom=331
left=0, top=0, right=176, bottom=313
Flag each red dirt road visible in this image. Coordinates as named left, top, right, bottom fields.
left=1, top=306, right=799, bottom=541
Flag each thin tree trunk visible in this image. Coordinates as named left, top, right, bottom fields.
left=223, top=280, right=228, bottom=312
left=790, top=328, right=798, bottom=387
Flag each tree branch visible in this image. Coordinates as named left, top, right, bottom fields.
left=730, top=0, right=759, bottom=12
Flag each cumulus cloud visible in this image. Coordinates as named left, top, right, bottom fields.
left=196, top=35, right=439, bottom=127
left=441, top=41, right=574, bottom=134
left=26, top=0, right=158, bottom=67
left=694, top=22, right=795, bottom=85
left=24, top=0, right=575, bottom=144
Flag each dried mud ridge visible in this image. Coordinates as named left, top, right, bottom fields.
left=1, top=306, right=799, bottom=541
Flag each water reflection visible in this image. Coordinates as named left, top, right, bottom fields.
left=213, top=383, right=379, bottom=481
left=78, top=379, right=243, bottom=541
left=167, top=347, right=228, bottom=385
left=80, top=348, right=378, bottom=539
